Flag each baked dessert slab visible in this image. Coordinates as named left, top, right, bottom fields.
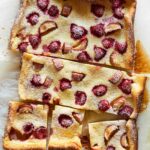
left=10, top=0, right=136, bottom=70
left=89, top=119, right=137, bottom=150
left=3, top=101, right=48, bottom=150
left=19, top=53, right=146, bottom=119
left=48, top=105, right=85, bottom=150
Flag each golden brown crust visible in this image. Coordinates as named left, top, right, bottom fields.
left=126, top=119, right=138, bottom=150
left=9, top=0, right=28, bottom=52
left=48, top=147, right=79, bottom=150
left=3, top=101, right=48, bottom=150
left=48, top=105, right=84, bottom=150
left=88, top=119, right=137, bottom=150
left=126, top=0, right=137, bottom=70
left=9, top=0, right=137, bottom=70
left=48, top=141, right=81, bottom=150
left=130, top=75, right=147, bottom=119
left=110, top=0, right=136, bottom=70
left=19, top=53, right=32, bottom=100
left=131, top=0, right=137, bottom=72
left=19, top=53, right=146, bottom=119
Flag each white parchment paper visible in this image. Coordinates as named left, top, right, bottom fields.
left=0, top=0, right=150, bottom=149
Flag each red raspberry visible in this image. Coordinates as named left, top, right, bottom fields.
left=94, top=46, right=107, bottom=61
left=92, top=85, right=107, bottom=97
left=91, top=4, right=105, bottom=17
left=58, top=114, right=73, bottom=128
left=60, top=78, right=72, bottom=91
left=77, top=51, right=91, bottom=62
left=98, top=100, right=110, bottom=112
left=26, top=12, right=39, bottom=26
left=48, top=5, right=59, bottom=17
left=90, top=23, right=104, bottom=37
left=102, top=38, right=115, bottom=49
left=33, top=126, right=47, bottom=139
left=75, top=91, right=87, bottom=106
left=70, top=23, right=88, bottom=40
left=37, top=0, right=49, bottom=12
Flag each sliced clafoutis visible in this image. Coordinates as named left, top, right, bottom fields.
left=19, top=53, right=146, bottom=119
left=48, top=105, right=85, bottom=150
left=3, top=102, right=85, bottom=150
left=3, top=101, right=48, bottom=150
left=10, top=0, right=136, bottom=70
left=89, top=120, right=137, bottom=150
left=3, top=0, right=144, bottom=150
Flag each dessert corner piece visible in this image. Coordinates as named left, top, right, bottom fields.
left=19, top=53, right=146, bottom=119
left=88, top=119, right=137, bottom=150
left=10, top=0, right=136, bottom=70
left=48, top=105, right=85, bottom=150
left=3, top=101, right=48, bottom=150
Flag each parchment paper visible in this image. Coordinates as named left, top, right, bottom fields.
left=0, top=0, right=150, bottom=149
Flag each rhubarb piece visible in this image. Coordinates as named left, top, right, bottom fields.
left=111, top=97, right=126, bottom=111
left=43, top=77, right=53, bottom=88
left=104, top=125, right=119, bottom=142
left=31, top=74, right=42, bottom=87
left=39, top=21, right=57, bottom=36
left=33, top=62, right=44, bottom=71
left=73, top=38, right=88, bottom=51
left=72, top=72, right=85, bottom=82
left=120, top=133, right=129, bottom=148
left=62, top=43, right=72, bottom=54
left=110, top=51, right=116, bottom=65
left=109, top=71, right=123, bottom=84
left=52, top=59, right=64, bottom=71
left=72, top=112, right=84, bottom=124
left=102, top=16, right=118, bottom=25
left=105, top=23, right=122, bottom=34
left=61, top=5, right=72, bottom=17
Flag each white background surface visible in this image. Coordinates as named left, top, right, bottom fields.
left=0, top=0, right=150, bottom=149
